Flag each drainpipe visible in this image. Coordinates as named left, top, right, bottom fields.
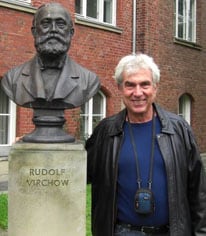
left=132, top=0, right=137, bottom=54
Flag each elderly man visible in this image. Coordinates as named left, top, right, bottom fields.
left=86, top=53, right=206, bottom=236
left=1, top=3, right=100, bottom=109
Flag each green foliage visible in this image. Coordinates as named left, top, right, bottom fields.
left=86, top=184, right=92, bottom=236
left=0, top=185, right=92, bottom=234
left=0, top=194, right=8, bottom=229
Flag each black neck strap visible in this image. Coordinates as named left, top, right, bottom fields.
left=127, top=110, right=156, bottom=190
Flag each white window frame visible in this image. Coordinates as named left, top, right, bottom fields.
left=9, top=0, right=31, bottom=5
left=178, top=94, right=191, bottom=124
left=75, top=0, right=117, bottom=26
left=0, top=97, right=16, bottom=156
left=8, top=101, right=16, bottom=145
left=80, top=91, right=106, bottom=140
left=175, top=0, right=196, bottom=42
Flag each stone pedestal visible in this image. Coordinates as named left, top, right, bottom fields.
left=8, top=142, right=86, bottom=236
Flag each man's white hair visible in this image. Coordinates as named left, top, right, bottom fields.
left=114, top=53, right=160, bottom=85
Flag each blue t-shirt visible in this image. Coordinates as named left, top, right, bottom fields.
left=117, top=117, right=169, bottom=226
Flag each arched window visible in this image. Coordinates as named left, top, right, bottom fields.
left=80, top=91, right=106, bottom=140
left=178, top=94, right=191, bottom=124
left=0, top=87, right=16, bottom=156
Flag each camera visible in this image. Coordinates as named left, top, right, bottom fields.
left=134, top=188, right=155, bottom=215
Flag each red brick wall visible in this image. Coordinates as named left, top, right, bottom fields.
left=0, top=8, right=34, bottom=73
left=136, top=0, right=206, bottom=152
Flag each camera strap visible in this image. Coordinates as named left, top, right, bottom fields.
left=127, top=109, right=156, bottom=190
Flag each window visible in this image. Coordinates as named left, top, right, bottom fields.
left=10, top=0, right=31, bottom=4
left=0, top=87, right=16, bottom=149
left=75, top=0, right=116, bottom=25
left=175, top=0, right=196, bottom=42
left=18, top=0, right=31, bottom=4
left=178, top=94, right=191, bottom=124
left=80, top=91, right=106, bottom=140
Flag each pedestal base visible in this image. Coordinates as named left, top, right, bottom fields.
left=8, top=142, right=86, bottom=236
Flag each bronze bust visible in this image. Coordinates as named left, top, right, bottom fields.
left=1, top=3, right=100, bottom=142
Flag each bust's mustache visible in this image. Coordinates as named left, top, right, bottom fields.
left=35, top=33, right=69, bottom=46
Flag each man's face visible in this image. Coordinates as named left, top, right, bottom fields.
left=118, top=68, right=158, bottom=121
left=33, top=5, right=73, bottom=56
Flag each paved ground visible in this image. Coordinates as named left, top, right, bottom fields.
left=0, top=158, right=8, bottom=193
left=0, top=228, right=8, bottom=236
left=0, top=158, right=8, bottom=235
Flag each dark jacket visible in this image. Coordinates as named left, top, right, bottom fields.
left=1, top=55, right=100, bottom=108
left=86, top=103, right=206, bottom=236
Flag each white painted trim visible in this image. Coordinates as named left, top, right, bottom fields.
left=76, top=0, right=117, bottom=26
left=175, top=0, right=196, bottom=42
left=8, top=100, right=16, bottom=145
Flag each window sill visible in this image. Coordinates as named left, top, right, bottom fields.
left=75, top=14, right=123, bottom=34
left=174, top=37, right=202, bottom=50
left=0, top=0, right=36, bottom=14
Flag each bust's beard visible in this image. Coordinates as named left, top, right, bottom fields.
left=36, top=41, right=68, bottom=56
left=35, top=35, right=70, bottom=56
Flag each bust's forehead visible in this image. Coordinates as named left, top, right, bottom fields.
left=35, top=4, right=70, bottom=21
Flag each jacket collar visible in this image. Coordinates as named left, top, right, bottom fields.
left=108, top=103, right=175, bottom=136
left=21, top=56, right=79, bottom=100
left=153, top=103, right=175, bottom=134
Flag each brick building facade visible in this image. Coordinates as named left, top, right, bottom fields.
left=0, top=0, right=206, bottom=156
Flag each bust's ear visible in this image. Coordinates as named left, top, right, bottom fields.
left=70, top=28, right=74, bottom=36
left=31, top=26, right=36, bottom=36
